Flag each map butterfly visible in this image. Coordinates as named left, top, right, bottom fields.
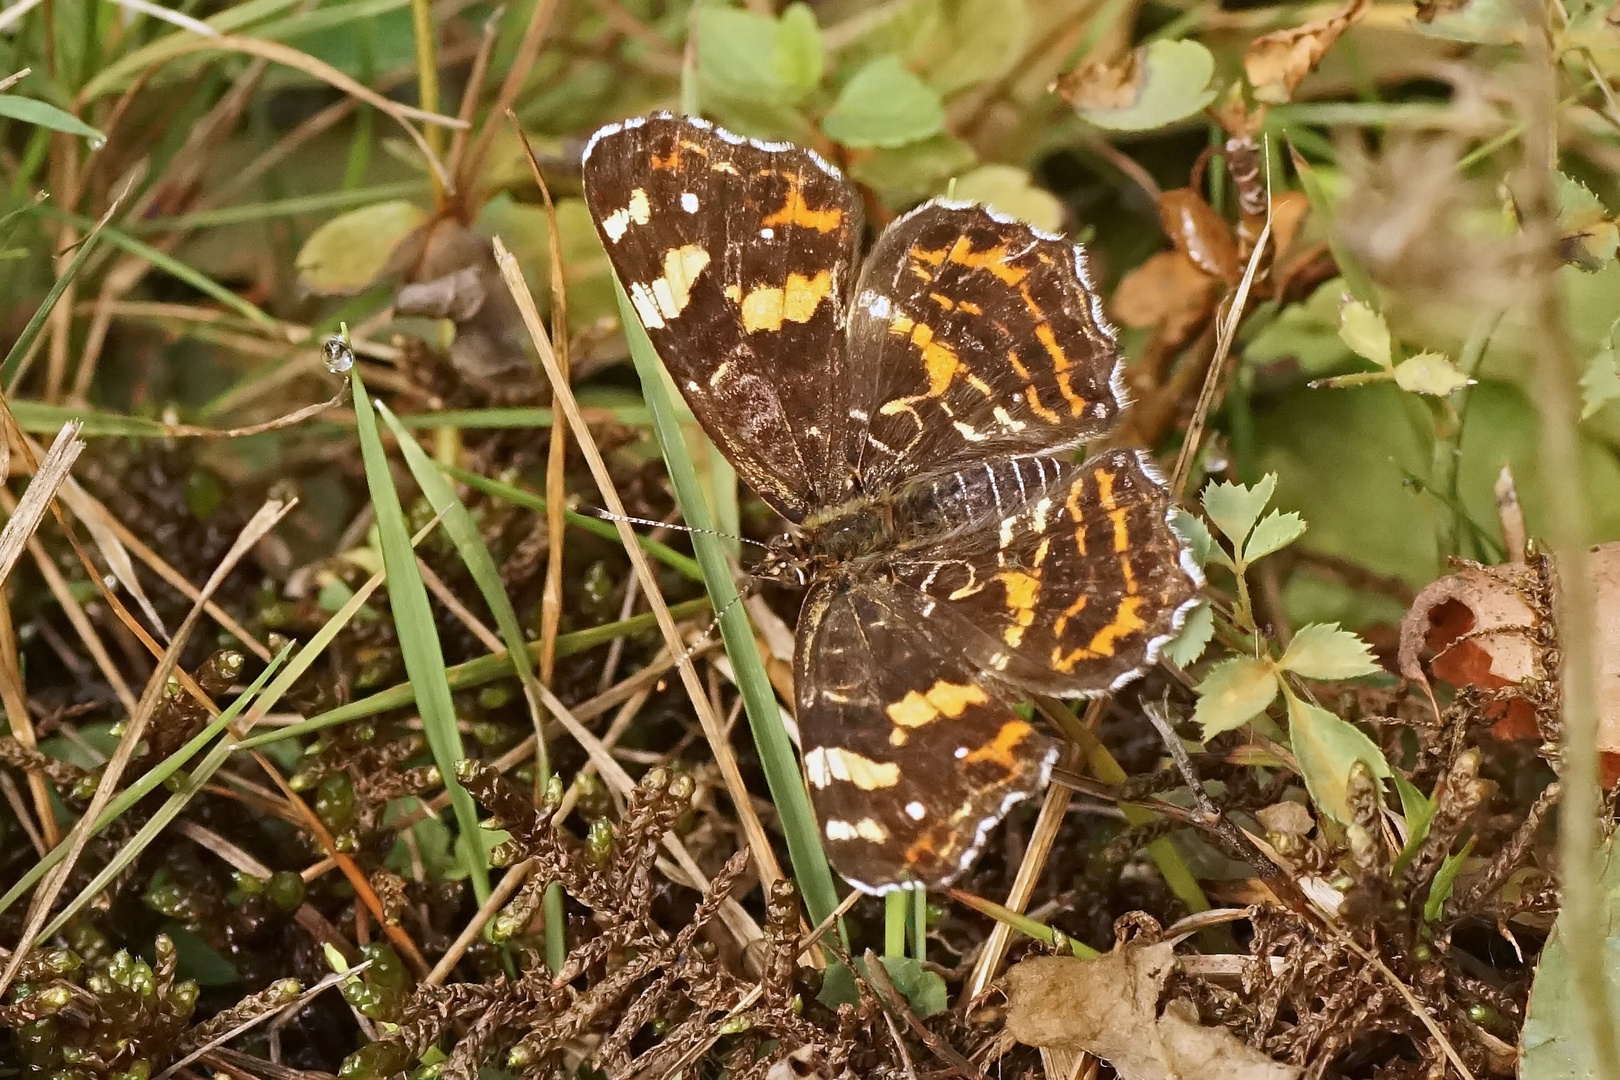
left=582, top=113, right=1201, bottom=894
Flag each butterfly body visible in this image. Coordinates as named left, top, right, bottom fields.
left=583, top=113, right=1201, bottom=893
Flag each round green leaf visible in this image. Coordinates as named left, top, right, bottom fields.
left=296, top=200, right=429, bottom=295
left=1071, top=40, right=1218, bottom=133
left=949, top=165, right=1065, bottom=233
left=822, top=55, right=945, bottom=149
left=909, top=0, right=1031, bottom=94
left=848, top=133, right=977, bottom=203
left=775, top=3, right=824, bottom=99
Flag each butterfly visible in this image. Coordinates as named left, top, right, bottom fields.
left=582, top=113, right=1200, bottom=893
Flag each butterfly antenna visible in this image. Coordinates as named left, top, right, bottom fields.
left=581, top=506, right=770, bottom=549
left=676, top=587, right=753, bottom=667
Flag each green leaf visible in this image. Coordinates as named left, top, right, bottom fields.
left=1556, top=171, right=1609, bottom=231
left=1193, top=657, right=1280, bottom=737
left=296, top=200, right=428, bottom=295
left=0, top=95, right=105, bottom=143
left=907, top=0, right=1031, bottom=94
left=1422, top=836, right=1475, bottom=922
left=1242, top=509, right=1307, bottom=563
left=1285, top=693, right=1391, bottom=824
left=948, top=165, right=1064, bottom=232
left=351, top=369, right=490, bottom=902
left=1171, top=509, right=1216, bottom=567
left=1201, top=473, right=1277, bottom=551
left=822, top=55, right=946, bottom=148
left=1393, top=352, right=1471, bottom=396
left=1163, top=600, right=1214, bottom=668
left=1070, top=39, right=1218, bottom=133
left=1337, top=297, right=1392, bottom=368
left=1582, top=347, right=1620, bottom=420
left=1278, top=622, right=1381, bottom=680
left=849, top=133, right=978, bottom=203
left=774, top=3, right=824, bottom=97
left=698, top=8, right=784, bottom=102
left=817, top=956, right=947, bottom=1018
left=1390, top=773, right=1438, bottom=880
left=1521, top=833, right=1620, bottom=1080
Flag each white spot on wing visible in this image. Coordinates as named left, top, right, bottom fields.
left=681, top=191, right=699, bottom=213
left=906, top=801, right=927, bottom=821
left=760, top=226, right=775, bottom=239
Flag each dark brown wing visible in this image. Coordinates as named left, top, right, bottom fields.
left=796, top=579, right=1058, bottom=894
left=582, top=113, right=864, bottom=523
left=846, top=200, right=1123, bottom=496
left=890, top=449, right=1201, bottom=695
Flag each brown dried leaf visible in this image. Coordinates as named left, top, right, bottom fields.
left=1005, top=945, right=1302, bottom=1080
left=1244, top=0, right=1370, bottom=104
left=1053, top=49, right=1143, bottom=110
left=1111, top=250, right=1219, bottom=334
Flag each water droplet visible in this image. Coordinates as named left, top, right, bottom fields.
left=322, top=336, right=354, bottom=374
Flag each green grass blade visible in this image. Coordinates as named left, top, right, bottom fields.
left=0, top=646, right=289, bottom=921
left=613, top=279, right=844, bottom=936
left=351, top=368, right=490, bottom=903
left=136, top=180, right=428, bottom=233
left=440, top=462, right=702, bottom=580
left=376, top=401, right=564, bottom=969
left=2, top=200, right=117, bottom=390
left=378, top=402, right=551, bottom=782
left=36, top=207, right=276, bottom=328
left=234, top=598, right=710, bottom=751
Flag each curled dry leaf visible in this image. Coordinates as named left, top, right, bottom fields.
left=1004, top=944, right=1302, bottom=1080
left=1398, top=543, right=1620, bottom=780
left=1054, top=49, right=1143, bottom=111
left=1244, top=0, right=1371, bottom=104
left=1112, top=250, right=1220, bottom=335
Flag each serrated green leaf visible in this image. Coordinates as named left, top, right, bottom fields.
left=1193, top=657, right=1280, bottom=737
left=949, top=165, right=1064, bottom=232
left=1171, top=509, right=1215, bottom=567
left=0, top=94, right=105, bottom=143
left=823, top=55, right=945, bottom=148
left=774, top=3, right=824, bottom=99
left=1393, top=352, right=1470, bottom=396
left=296, top=200, right=428, bottom=295
left=1581, top=347, right=1620, bottom=420
left=1285, top=693, right=1390, bottom=824
left=1278, top=622, right=1381, bottom=680
left=1521, top=833, right=1620, bottom=1080
left=1422, top=836, right=1475, bottom=922
left=1201, top=473, right=1277, bottom=550
left=1556, top=170, right=1608, bottom=231
left=1561, top=220, right=1619, bottom=273
left=1338, top=297, right=1391, bottom=368
left=1163, top=600, right=1214, bottom=668
left=1071, top=39, right=1218, bottom=132
left=1243, top=509, right=1307, bottom=563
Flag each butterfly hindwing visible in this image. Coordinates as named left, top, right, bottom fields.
left=890, top=449, right=1201, bottom=696
left=846, top=201, right=1123, bottom=495
left=795, top=580, right=1059, bottom=892
left=582, top=114, right=865, bottom=523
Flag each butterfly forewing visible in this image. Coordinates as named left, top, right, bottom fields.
left=582, top=114, right=864, bottom=523
left=846, top=202, right=1123, bottom=496
left=795, top=580, right=1059, bottom=893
